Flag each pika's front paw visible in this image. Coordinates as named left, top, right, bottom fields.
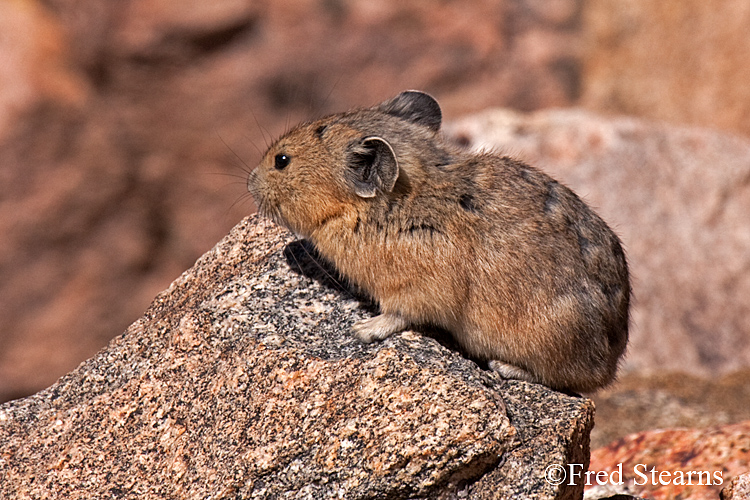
left=352, top=313, right=408, bottom=343
left=488, top=360, right=537, bottom=383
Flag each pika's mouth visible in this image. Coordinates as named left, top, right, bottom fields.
left=248, top=182, right=288, bottom=231
left=246, top=168, right=260, bottom=196
left=246, top=170, right=270, bottom=215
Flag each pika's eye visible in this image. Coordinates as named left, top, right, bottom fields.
left=274, top=153, right=290, bottom=170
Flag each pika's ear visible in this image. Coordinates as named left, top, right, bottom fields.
left=345, top=136, right=399, bottom=198
left=378, top=90, right=442, bottom=131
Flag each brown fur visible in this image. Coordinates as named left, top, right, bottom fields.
left=248, top=91, right=630, bottom=393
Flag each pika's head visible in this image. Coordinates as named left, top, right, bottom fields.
left=248, top=91, right=443, bottom=237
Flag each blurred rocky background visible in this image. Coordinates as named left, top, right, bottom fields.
left=1, top=0, right=749, bottom=465
left=0, top=0, right=586, bottom=403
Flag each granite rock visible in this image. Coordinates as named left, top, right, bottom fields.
left=447, top=109, right=750, bottom=376
left=0, top=215, right=593, bottom=499
left=589, top=421, right=750, bottom=500
left=721, top=471, right=750, bottom=500
left=584, top=486, right=647, bottom=500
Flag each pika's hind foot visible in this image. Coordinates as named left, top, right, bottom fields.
left=353, top=313, right=408, bottom=343
left=488, top=360, right=537, bottom=383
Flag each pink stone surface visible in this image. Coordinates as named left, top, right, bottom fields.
left=589, top=421, right=750, bottom=500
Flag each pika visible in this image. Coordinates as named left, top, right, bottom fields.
left=248, top=90, right=630, bottom=393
